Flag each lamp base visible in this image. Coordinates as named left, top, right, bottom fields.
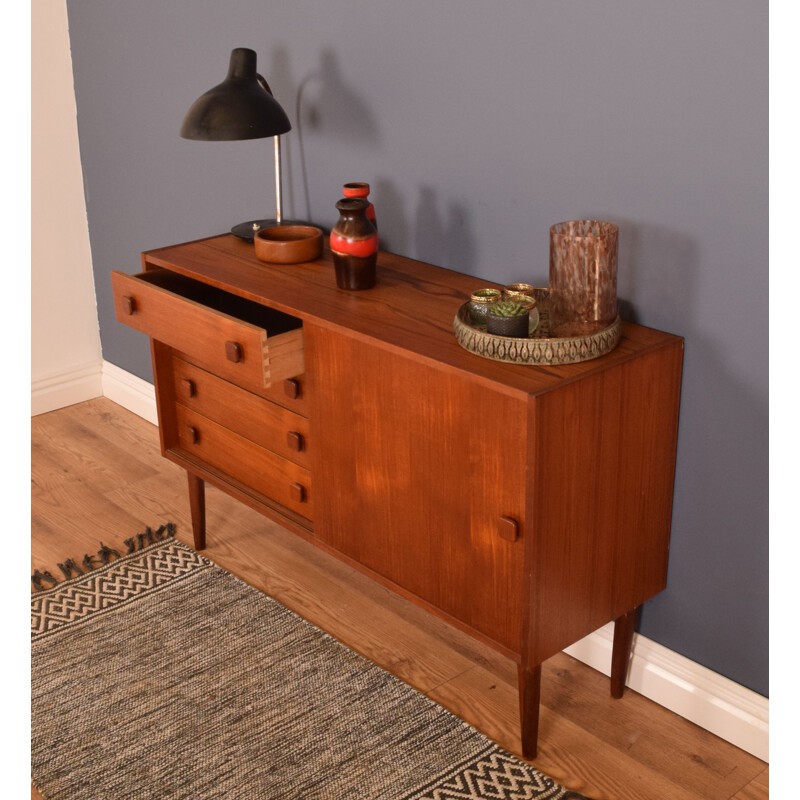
left=231, top=218, right=308, bottom=242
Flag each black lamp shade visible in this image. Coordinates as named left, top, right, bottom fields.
left=180, top=48, right=291, bottom=141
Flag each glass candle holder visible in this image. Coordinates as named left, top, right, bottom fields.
left=509, top=295, right=536, bottom=312
left=503, top=283, right=537, bottom=302
left=468, top=288, right=502, bottom=325
left=549, top=220, right=618, bottom=337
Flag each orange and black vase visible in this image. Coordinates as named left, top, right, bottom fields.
left=342, top=182, right=377, bottom=229
left=330, top=198, right=378, bottom=290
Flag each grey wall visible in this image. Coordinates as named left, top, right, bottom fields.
left=65, top=0, right=768, bottom=695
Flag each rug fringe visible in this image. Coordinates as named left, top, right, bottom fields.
left=31, top=523, right=176, bottom=593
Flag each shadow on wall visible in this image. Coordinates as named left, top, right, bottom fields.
left=371, top=178, right=408, bottom=255
left=594, top=217, right=698, bottom=334
left=297, top=49, right=379, bottom=140
left=363, top=182, right=479, bottom=276
left=278, top=48, right=380, bottom=222
left=267, top=46, right=482, bottom=275
left=412, top=187, right=478, bottom=276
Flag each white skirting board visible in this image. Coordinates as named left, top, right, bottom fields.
left=33, top=360, right=769, bottom=762
left=565, top=624, right=768, bottom=762
left=100, top=361, right=158, bottom=425
left=30, top=360, right=157, bottom=425
left=31, top=359, right=104, bottom=417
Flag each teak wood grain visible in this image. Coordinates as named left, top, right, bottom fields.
left=170, top=356, right=310, bottom=468
left=31, top=399, right=768, bottom=800
left=110, top=233, right=686, bottom=758
left=173, top=404, right=313, bottom=520
left=306, top=324, right=528, bottom=655
left=524, top=343, right=683, bottom=666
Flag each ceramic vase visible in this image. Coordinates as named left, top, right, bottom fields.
left=330, top=198, right=378, bottom=290
left=342, top=182, right=377, bottom=230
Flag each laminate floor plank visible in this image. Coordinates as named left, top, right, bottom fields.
left=31, top=480, right=147, bottom=573
left=30, top=398, right=768, bottom=800
left=104, top=474, right=193, bottom=536
left=32, top=406, right=157, bottom=493
left=731, top=767, right=769, bottom=800
left=62, top=398, right=164, bottom=456
left=542, top=653, right=765, bottom=798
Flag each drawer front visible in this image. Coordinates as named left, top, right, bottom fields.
left=171, top=357, right=310, bottom=468
left=111, top=269, right=304, bottom=390
left=174, top=405, right=313, bottom=520
left=173, top=349, right=310, bottom=415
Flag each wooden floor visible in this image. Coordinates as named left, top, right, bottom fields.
left=31, top=398, right=768, bottom=800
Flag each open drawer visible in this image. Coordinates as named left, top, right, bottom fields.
left=111, top=268, right=304, bottom=390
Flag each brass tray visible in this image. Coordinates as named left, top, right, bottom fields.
left=453, top=290, right=621, bottom=366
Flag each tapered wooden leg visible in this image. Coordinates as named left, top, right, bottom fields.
left=187, top=472, right=206, bottom=550
left=518, top=663, right=542, bottom=760
left=611, top=607, right=638, bottom=698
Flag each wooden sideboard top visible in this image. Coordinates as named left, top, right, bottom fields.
left=143, top=234, right=683, bottom=397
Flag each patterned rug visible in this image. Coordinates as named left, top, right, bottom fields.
left=31, top=525, right=590, bottom=800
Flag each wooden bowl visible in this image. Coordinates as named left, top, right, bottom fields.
left=254, top=225, right=323, bottom=264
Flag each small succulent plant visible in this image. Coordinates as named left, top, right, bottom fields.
left=489, top=300, right=529, bottom=317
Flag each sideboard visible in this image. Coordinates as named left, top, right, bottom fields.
left=111, top=234, right=683, bottom=759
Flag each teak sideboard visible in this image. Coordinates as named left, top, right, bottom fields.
left=111, top=234, right=683, bottom=759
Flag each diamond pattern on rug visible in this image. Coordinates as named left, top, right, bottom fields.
left=404, top=747, right=575, bottom=800
left=31, top=541, right=210, bottom=639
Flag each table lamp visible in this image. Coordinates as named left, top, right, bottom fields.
left=180, top=47, right=294, bottom=241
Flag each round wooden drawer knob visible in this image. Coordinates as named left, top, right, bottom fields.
left=290, top=483, right=307, bottom=503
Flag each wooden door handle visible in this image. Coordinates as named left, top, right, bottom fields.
left=225, top=341, right=243, bottom=363
left=290, top=483, right=307, bottom=503
left=182, top=378, right=196, bottom=398
left=284, top=378, right=301, bottom=399
left=498, top=516, right=519, bottom=542
left=187, top=426, right=199, bottom=444
left=286, top=431, right=305, bottom=452
left=122, top=295, right=136, bottom=315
